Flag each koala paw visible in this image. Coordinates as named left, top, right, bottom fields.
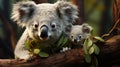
left=60, top=47, right=71, bottom=52
left=15, top=51, right=35, bottom=61
left=25, top=54, right=35, bottom=62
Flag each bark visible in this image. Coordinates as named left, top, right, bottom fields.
left=113, top=0, right=120, bottom=23
left=102, top=0, right=120, bottom=38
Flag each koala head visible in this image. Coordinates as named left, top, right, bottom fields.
left=70, top=23, right=93, bottom=45
left=11, top=1, right=78, bottom=43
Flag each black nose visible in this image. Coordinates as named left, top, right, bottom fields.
left=74, top=38, right=78, bottom=43
left=40, top=25, right=48, bottom=39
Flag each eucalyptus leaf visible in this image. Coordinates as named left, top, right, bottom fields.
left=93, top=44, right=100, bottom=55
left=85, top=54, right=91, bottom=63
left=83, top=39, right=88, bottom=54
left=87, top=38, right=93, bottom=48
left=24, top=40, right=31, bottom=50
left=61, top=37, right=68, bottom=46
left=93, top=56, right=98, bottom=67
left=57, top=36, right=64, bottom=47
left=39, top=52, right=49, bottom=57
left=90, top=29, right=94, bottom=35
left=94, top=36, right=104, bottom=42
left=89, top=47, right=94, bottom=54
left=34, top=48, right=40, bottom=54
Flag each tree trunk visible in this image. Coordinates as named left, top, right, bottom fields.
left=70, top=0, right=84, bottom=25
left=102, top=0, right=120, bottom=38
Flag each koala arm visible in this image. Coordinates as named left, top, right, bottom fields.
left=14, top=29, right=32, bottom=60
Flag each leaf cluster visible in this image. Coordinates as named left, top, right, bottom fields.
left=24, top=40, right=49, bottom=57
left=83, top=35, right=104, bottom=66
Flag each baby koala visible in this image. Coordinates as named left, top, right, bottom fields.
left=60, top=23, right=92, bottom=52
left=70, top=23, right=93, bottom=45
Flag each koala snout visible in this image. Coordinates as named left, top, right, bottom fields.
left=40, top=25, right=48, bottom=39
left=74, top=38, right=78, bottom=43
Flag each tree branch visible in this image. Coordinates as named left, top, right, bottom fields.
left=0, top=35, right=120, bottom=67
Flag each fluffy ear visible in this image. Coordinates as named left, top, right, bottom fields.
left=82, top=23, right=93, bottom=34
left=11, top=1, right=36, bottom=27
left=55, top=1, right=78, bottom=23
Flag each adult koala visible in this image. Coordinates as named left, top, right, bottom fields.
left=11, top=1, right=78, bottom=60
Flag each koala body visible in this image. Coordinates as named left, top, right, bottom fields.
left=11, top=1, right=78, bottom=60
left=70, top=23, right=92, bottom=45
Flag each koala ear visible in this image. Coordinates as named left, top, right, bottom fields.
left=55, top=1, right=78, bottom=23
left=82, top=23, right=93, bottom=34
left=11, top=1, right=36, bottom=27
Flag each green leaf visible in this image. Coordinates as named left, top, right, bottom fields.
left=39, top=52, right=49, bottom=57
left=93, top=44, right=100, bottom=55
left=89, top=47, right=94, bottom=54
left=85, top=54, right=91, bottom=63
left=34, top=48, right=40, bottom=54
left=90, top=29, right=94, bottom=35
left=93, top=56, right=99, bottom=67
left=83, top=38, right=93, bottom=54
left=83, top=39, right=88, bottom=54
left=87, top=38, right=93, bottom=48
left=57, top=36, right=64, bottom=47
left=94, top=36, right=104, bottom=42
left=24, top=40, right=31, bottom=50
left=61, top=37, right=68, bottom=46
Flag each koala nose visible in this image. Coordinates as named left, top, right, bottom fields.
left=40, top=25, right=48, bottom=39
left=74, top=38, right=78, bottom=43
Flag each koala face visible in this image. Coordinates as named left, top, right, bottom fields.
left=27, top=17, right=63, bottom=43
left=70, top=23, right=92, bottom=45
left=11, top=1, right=78, bottom=43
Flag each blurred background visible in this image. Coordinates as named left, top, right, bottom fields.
left=0, top=0, right=113, bottom=59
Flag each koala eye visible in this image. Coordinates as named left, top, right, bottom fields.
left=78, top=35, right=83, bottom=39
left=29, top=4, right=33, bottom=7
left=33, top=22, right=39, bottom=29
left=51, top=23, right=56, bottom=29
left=22, top=4, right=28, bottom=7
left=71, top=36, right=73, bottom=39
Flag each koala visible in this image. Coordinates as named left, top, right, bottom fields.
left=60, top=23, right=92, bottom=52
left=70, top=23, right=93, bottom=45
left=11, top=1, right=78, bottom=60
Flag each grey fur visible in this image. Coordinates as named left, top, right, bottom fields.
left=70, top=23, right=93, bottom=45
left=11, top=1, right=78, bottom=60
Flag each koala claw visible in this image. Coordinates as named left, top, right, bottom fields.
left=26, top=56, right=35, bottom=62
left=15, top=52, right=34, bottom=61
left=26, top=53, right=38, bottom=62
left=60, top=47, right=71, bottom=52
